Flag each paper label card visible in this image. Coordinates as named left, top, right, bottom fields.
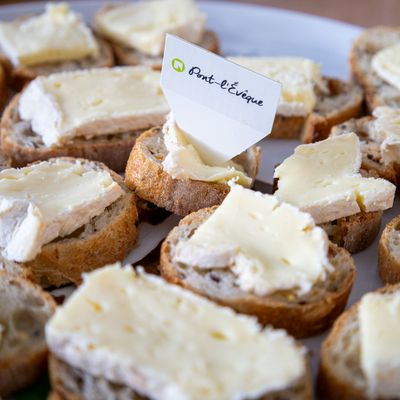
left=160, top=35, right=281, bottom=165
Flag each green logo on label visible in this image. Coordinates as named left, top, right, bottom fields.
left=172, top=58, right=185, bottom=72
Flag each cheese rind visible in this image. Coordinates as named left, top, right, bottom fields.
left=372, top=43, right=400, bottom=91
left=175, top=185, right=332, bottom=296
left=0, top=159, right=123, bottom=262
left=19, top=67, right=169, bottom=147
left=359, top=291, right=400, bottom=398
left=46, top=264, right=306, bottom=400
left=229, top=57, right=326, bottom=116
left=0, top=3, right=99, bottom=67
left=162, top=114, right=252, bottom=186
left=274, top=133, right=396, bottom=223
left=95, top=0, right=205, bottom=57
left=372, top=106, right=400, bottom=164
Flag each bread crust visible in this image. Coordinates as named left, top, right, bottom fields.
left=160, top=207, right=356, bottom=338
left=301, top=78, right=363, bottom=143
left=125, top=128, right=261, bottom=216
left=0, top=272, right=56, bottom=396
left=16, top=157, right=138, bottom=288
left=379, top=214, right=400, bottom=284
left=350, top=26, right=400, bottom=112
left=10, top=37, right=114, bottom=90
left=1, top=94, right=145, bottom=172
left=317, top=284, right=400, bottom=400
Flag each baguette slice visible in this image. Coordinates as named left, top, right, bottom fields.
left=48, top=354, right=312, bottom=400
left=278, top=77, right=362, bottom=142
left=125, top=127, right=261, bottom=216
left=331, top=117, right=398, bottom=184
left=10, top=37, right=114, bottom=90
left=350, top=26, right=400, bottom=112
left=11, top=158, right=138, bottom=288
left=160, top=206, right=356, bottom=338
left=378, top=214, right=400, bottom=284
left=94, top=4, right=219, bottom=69
left=317, top=284, right=400, bottom=400
left=1, top=94, right=147, bottom=172
left=0, top=271, right=56, bottom=397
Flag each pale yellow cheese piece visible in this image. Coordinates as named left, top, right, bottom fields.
left=229, top=57, right=326, bottom=116
left=0, top=159, right=123, bottom=262
left=162, top=114, right=252, bottom=186
left=372, top=43, right=400, bottom=90
left=176, top=185, right=332, bottom=296
left=95, top=0, right=205, bottom=57
left=274, top=133, right=396, bottom=223
left=359, top=291, right=400, bottom=398
left=0, top=3, right=98, bottom=66
left=19, top=67, right=169, bottom=147
left=46, top=264, right=306, bottom=400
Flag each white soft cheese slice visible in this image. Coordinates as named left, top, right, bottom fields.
left=18, top=67, right=169, bottom=147
left=162, top=113, right=252, bottom=186
left=229, top=57, right=327, bottom=116
left=274, top=133, right=396, bottom=224
left=0, top=159, right=123, bottom=262
left=95, top=0, right=205, bottom=57
left=0, top=3, right=98, bottom=67
left=359, top=291, right=400, bottom=398
left=372, top=106, right=400, bottom=164
left=372, top=42, right=400, bottom=90
left=46, top=264, right=306, bottom=400
left=175, top=185, right=332, bottom=296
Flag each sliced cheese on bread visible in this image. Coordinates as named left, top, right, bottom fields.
left=0, top=3, right=99, bottom=67
left=175, top=185, right=332, bottom=296
left=274, top=132, right=396, bottom=223
left=95, top=0, right=205, bottom=57
left=0, top=159, right=123, bottom=262
left=229, top=57, right=326, bottom=116
left=359, top=291, right=400, bottom=398
left=372, top=42, right=400, bottom=91
left=19, top=67, right=169, bottom=147
left=46, top=264, right=306, bottom=400
left=162, top=114, right=252, bottom=186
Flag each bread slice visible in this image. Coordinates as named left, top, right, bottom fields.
left=10, top=37, right=114, bottom=90
left=9, top=158, right=138, bottom=288
left=378, top=214, right=400, bottom=284
left=125, top=127, right=261, bottom=216
left=1, top=94, right=147, bottom=172
left=330, top=117, right=398, bottom=184
left=160, top=206, right=355, bottom=338
left=94, top=5, right=220, bottom=69
left=317, top=284, right=400, bottom=400
left=48, top=354, right=312, bottom=400
left=0, top=271, right=56, bottom=397
left=269, top=77, right=362, bottom=141
left=350, top=26, right=400, bottom=112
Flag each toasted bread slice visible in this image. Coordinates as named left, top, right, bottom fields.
left=378, top=215, right=400, bottom=284
left=11, top=158, right=138, bottom=288
left=300, top=78, right=363, bottom=143
left=125, top=127, right=261, bottom=216
left=48, top=354, right=312, bottom=400
left=317, top=284, right=400, bottom=400
left=160, top=206, right=355, bottom=338
left=0, top=272, right=56, bottom=397
left=94, top=4, right=220, bottom=69
left=350, top=26, right=400, bottom=112
left=10, top=37, right=114, bottom=90
left=1, top=94, right=147, bottom=172
left=331, top=117, right=398, bottom=184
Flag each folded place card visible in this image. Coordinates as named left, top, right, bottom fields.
left=160, top=35, right=281, bottom=165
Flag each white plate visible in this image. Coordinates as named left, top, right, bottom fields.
left=0, top=1, right=393, bottom=398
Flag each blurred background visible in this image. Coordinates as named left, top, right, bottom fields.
left=0, top=0, right=398, bottom=27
